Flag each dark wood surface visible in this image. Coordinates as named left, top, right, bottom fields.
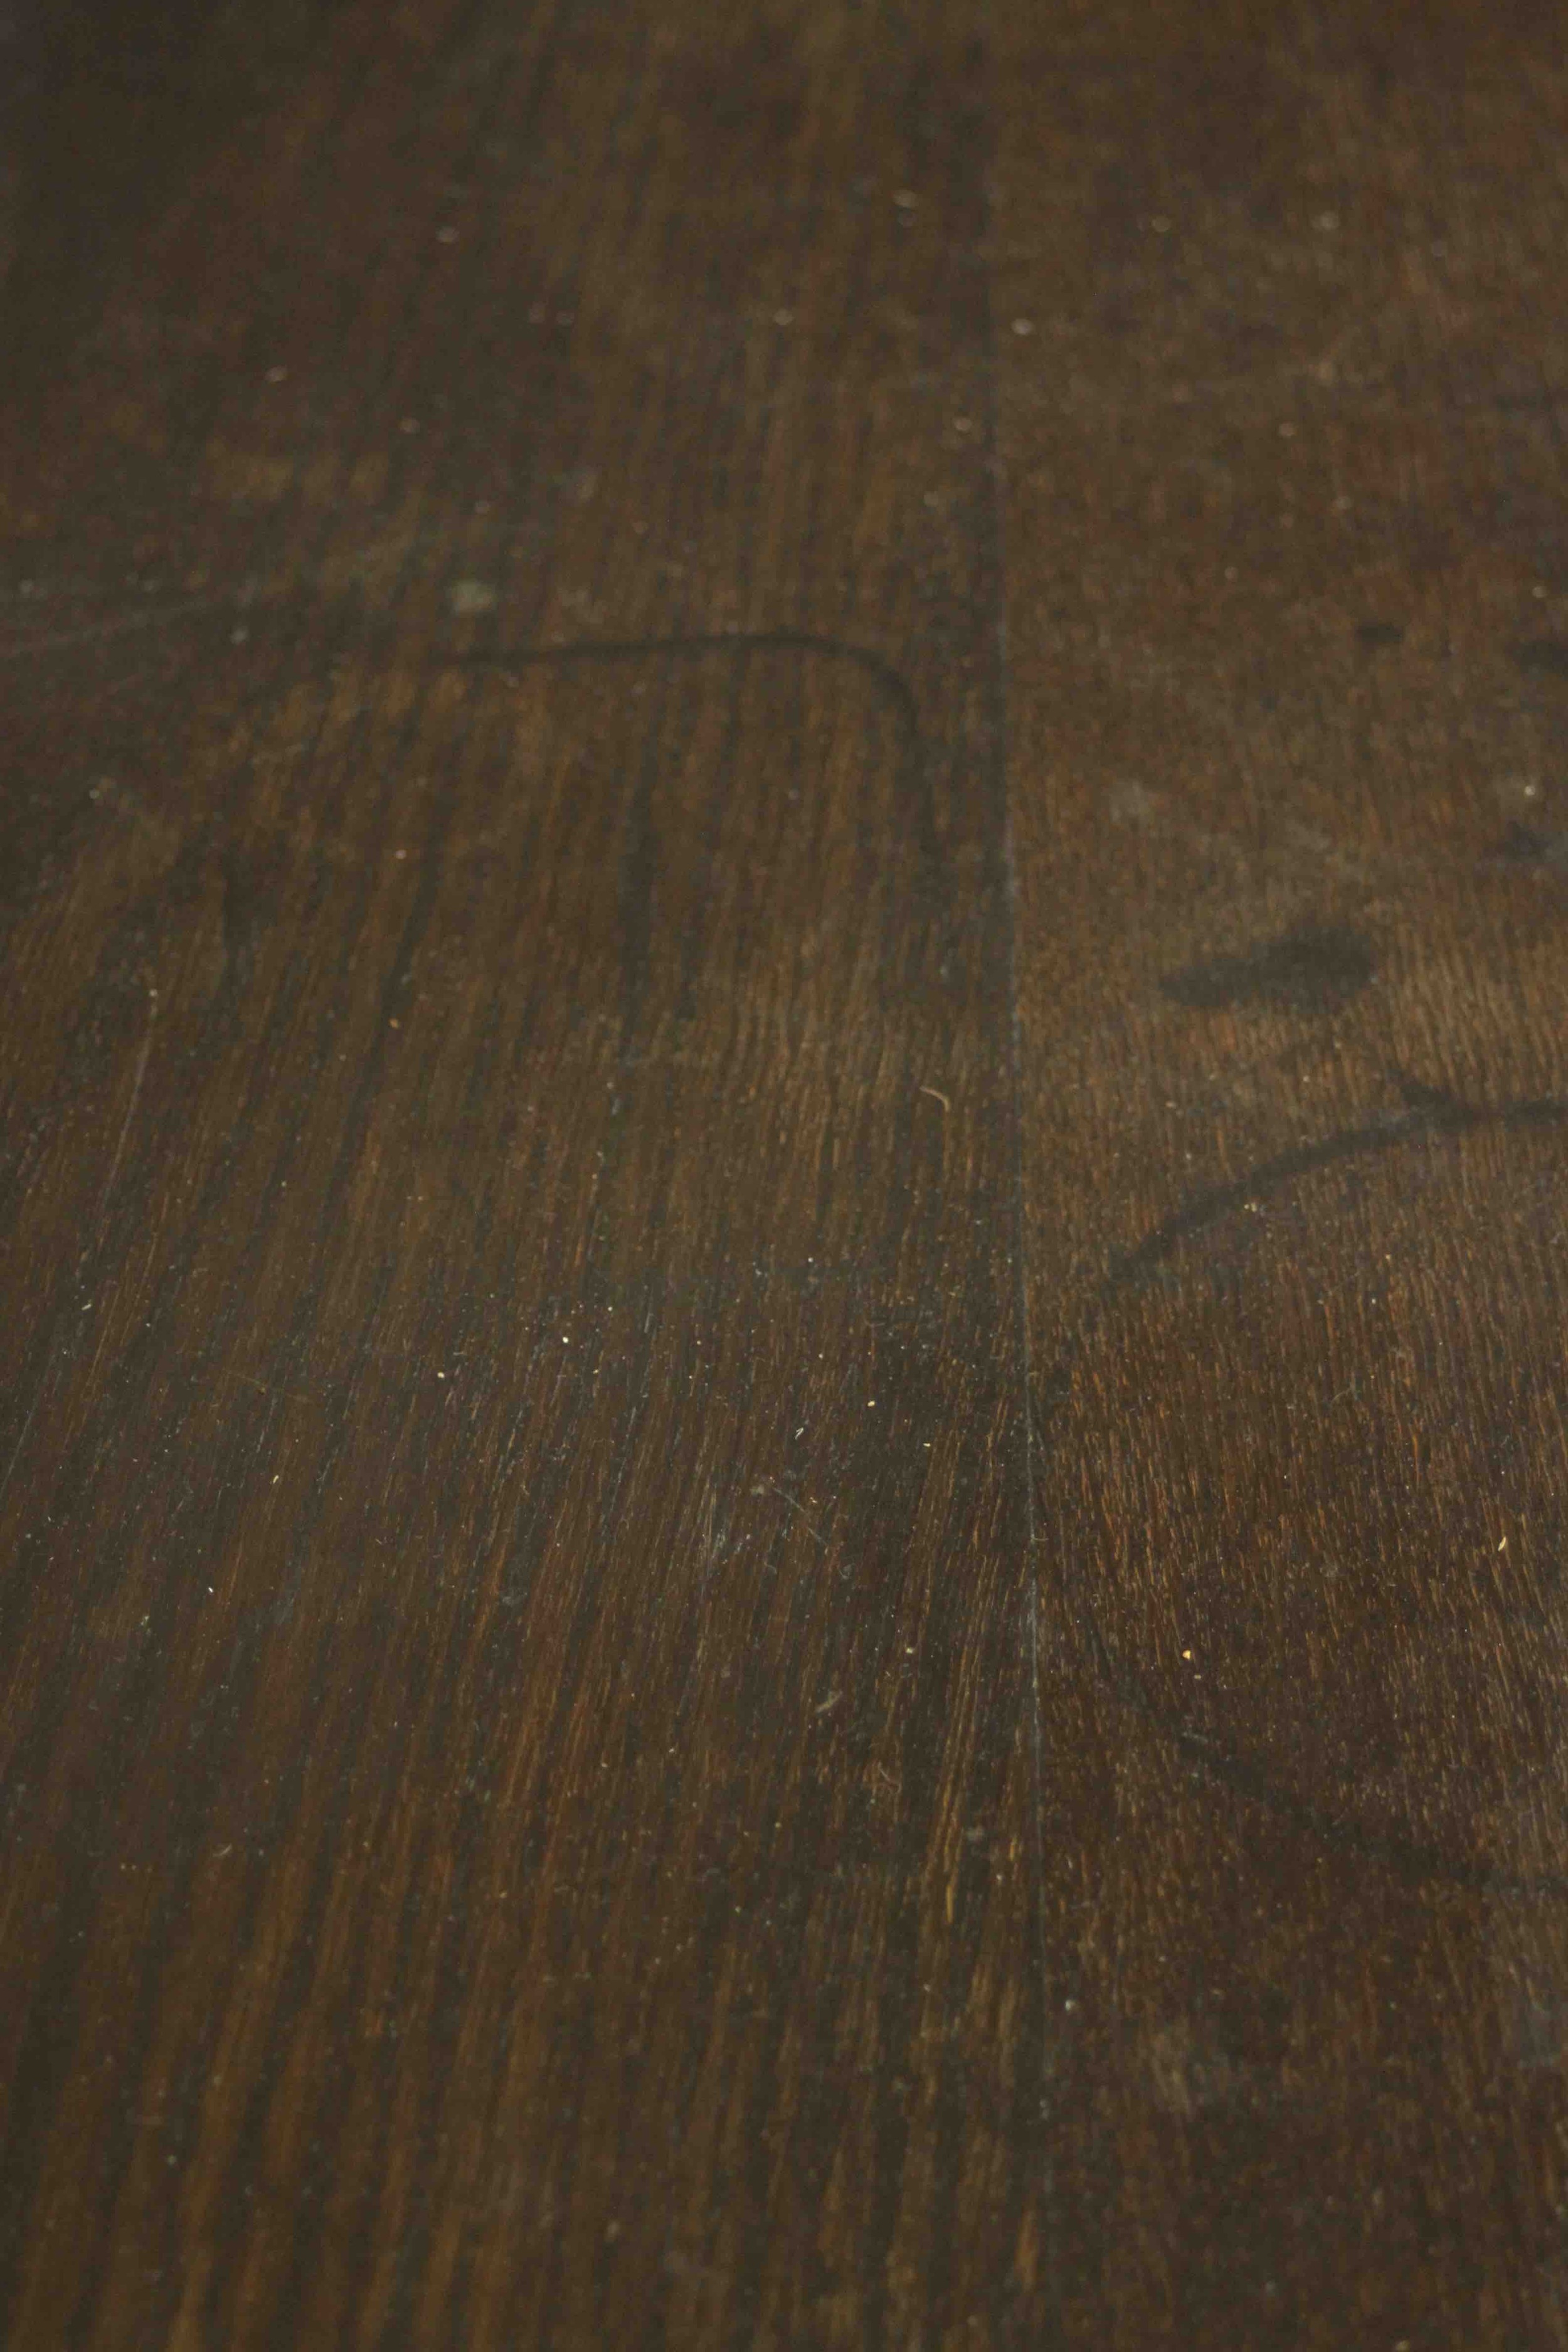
left=3, top=1, right=1567, bottom=2343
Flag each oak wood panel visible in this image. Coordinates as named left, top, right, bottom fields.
left=9, top=0, right=1568, bottom=2341
left=993, top=2, right=1568, bottom=2341
left=0, top=4, right=1047, bottom=2347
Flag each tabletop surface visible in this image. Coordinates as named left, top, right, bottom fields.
left=3, top=3, right=1568, bottom=2344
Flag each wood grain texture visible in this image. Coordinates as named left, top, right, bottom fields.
left=0, top=5, right=1051, bottom=2346
left=5, top=0, right=1568, bottom=2343
left=0, top=615, right=1034, bottom=2349
left=993, top=1, right=1568, bottom=2341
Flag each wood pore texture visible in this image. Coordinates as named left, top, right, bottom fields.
left=2, top=1, right=1567, bottom=2345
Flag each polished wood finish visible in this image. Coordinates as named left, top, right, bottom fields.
left=2, top=0, right=1567, bottom=2343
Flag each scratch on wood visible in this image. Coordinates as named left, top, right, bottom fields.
left=752, top=1477, right=827, bottom=1549
left=94, top=988, right=158, bottom=1246
left=0, top=596, right=223, bottom=665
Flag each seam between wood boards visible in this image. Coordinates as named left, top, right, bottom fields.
left=973, top=10, right=1062, bottom=2309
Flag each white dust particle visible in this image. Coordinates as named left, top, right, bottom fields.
left=449, top=580, right=499, bottom=616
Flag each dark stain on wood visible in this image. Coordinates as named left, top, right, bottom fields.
left=7, top=0, right=1568, bottom=2342
left=1513, top=640, right=1568, bottom=681
left=1161, top=923, right=1376, bottom=1016
left=1039, top=1091, right=1568, bottom=1891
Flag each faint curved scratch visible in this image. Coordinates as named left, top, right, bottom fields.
left=95, top=989, right=158, bottom=1242
left=0, top=991, right=161, bottom=1519
left=0, top=597, right=220, bottom=665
